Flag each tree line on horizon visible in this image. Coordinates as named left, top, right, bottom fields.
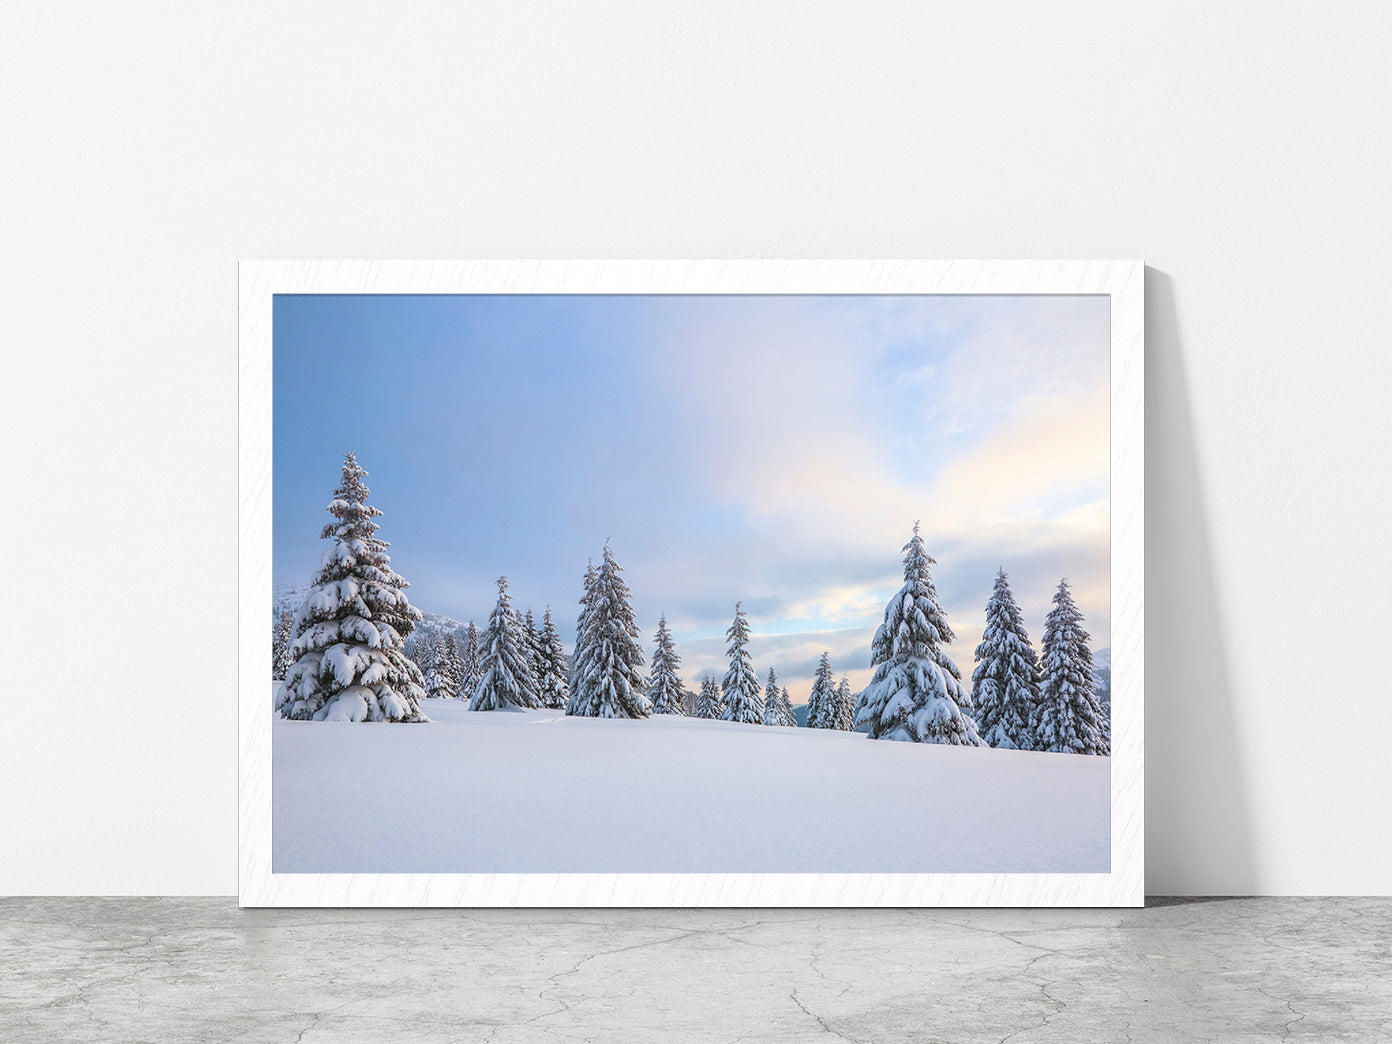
left=274, top=452, right=1108, bottom=755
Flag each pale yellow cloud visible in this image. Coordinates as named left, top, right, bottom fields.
left=927, top=382, right=1109, bottom=534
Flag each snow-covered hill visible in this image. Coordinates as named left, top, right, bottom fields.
left=272, top=582, right=307, bottom=622
left=273, top=699, right=1109, bottom=874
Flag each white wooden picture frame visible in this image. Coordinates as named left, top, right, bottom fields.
left=239, top=259, right=1143, bottom=907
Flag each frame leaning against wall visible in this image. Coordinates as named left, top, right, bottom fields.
left=238, top=258, right=1143, bottom=907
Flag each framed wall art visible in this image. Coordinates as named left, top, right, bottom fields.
left=239, top=259, right=1143, bottom=906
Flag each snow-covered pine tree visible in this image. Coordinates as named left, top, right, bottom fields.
left=426, top=630, right=458, bottom=700
left=853, top=523, right=980, bottom=744
left=446, top=631, right=463, bottom=692
left=566, top=561, right=597, bottom=715
left=271, top=609, right=293, bottom=681
left=719, top=602, right=764, bottom=725
left=458, top=621, right=482, bottom=700
left=781, top=686, right=797, bottom=726
left=522, top=608, right=545, bottom=687
left=1034, top=579, right=1108, bottom=755
left=449, top=630, right=470, bottom=697
left=835, top=676, right=856, bottom=731
left=276, top=452, right=427, bottom=722
left=470, top=576, right=541, bottom=711
left=970, top=568, right=1041, bottom=749
left=805, top=652, right=840, bottom=729
left=762, top=670, right=785, bottom=729
left=696, top=674, right=723, bottom=719
left=535, top=606, right=570, bottom=710
left=647, top=614, right=687, bottom=715
left=511, top=607, right=542, bottom=699
left=568, top=545, right=652, bottom=718
left=1095, top=664, right=1112, bottom=749
left=407, top=630, right=435, bottom=675
left=440, top=630, right=458, bottom=690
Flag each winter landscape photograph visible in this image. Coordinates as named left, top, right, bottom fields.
left=271, top=292, right=1112, bottom=874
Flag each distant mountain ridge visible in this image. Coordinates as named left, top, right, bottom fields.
left=275, top=583, right=471, bottom=631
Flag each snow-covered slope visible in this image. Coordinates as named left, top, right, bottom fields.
left=273, top=698, right=1109, bottom=874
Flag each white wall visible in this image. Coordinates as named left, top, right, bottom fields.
left=3, top=2, right=1388, bottom=896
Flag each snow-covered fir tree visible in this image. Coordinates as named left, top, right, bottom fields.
left=426, top=630, right=459, bottom=700
left=470, top=576, right=541, bottom=711
left=276, top=452, right=427, bottom=722
left=458, top=621, right=482, bottom=700
left=1034, top=579, right=1108, bottom=755
left=566, top=561, right=597, bottom=715
left=407, top=630, right=435, bottom=675
left=444, top=629, right=464, bottom=692
left=781, top=686, right=796, bottom=725
left=853, top=523, right=980, bottom=744
left=761, top=667, right=780, bottom=726
left=647, top=614, right=687, bottom=715
left=568, top=545, right=652, bottom=718
left=450, top=630, right=469, bottom=694
left=511, top=607, right=528, bottom=660
left=535, top=606, right=570, bottom=710
left=1095, top=663, right=1112, bottom=749
left=970, top=568, right=1041, bottom=749
left=762, top=667, right=794, bottom=726
left=805, top=652, right=841, bottom=730
left=720, top=602, right=764, bottom=725
left=835, top=675, right=856, bottom=731
left=696, top=673, right=723, bottom=719
left=522, top=608, right=545, bottom=687
left=271, top=609, right=294, bottom=681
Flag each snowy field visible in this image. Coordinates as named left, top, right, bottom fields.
left=273, top=697, right=1110, bottom=874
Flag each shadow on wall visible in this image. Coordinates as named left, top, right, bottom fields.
left=1144, top=268, right=1257, bottom=895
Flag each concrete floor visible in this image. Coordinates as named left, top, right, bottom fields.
left=0, top=898, right=1387, bottom=1043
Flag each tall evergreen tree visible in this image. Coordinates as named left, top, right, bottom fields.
left=408, top=630, right=435, bottom=675
left=458, top=621, right=482, bottom=700
left=854, top=524, right=980, bottom=744
left=696, top=674, right=723, bottom=719
left=447, top=631, right=463, bottom=692
left=1034, top=579, right=1108, bottom=755
left=647, top=614, right=687, bottom=715
left=271, top=609, right=294, bottom=681
left=835, top=675, right=856, bottom=731
left=522, top=608, right=545, bottom=686
left=470, top=576, right=541, bottom=711
left=426, top=630, right=458, bottom=700
left=276, top=452, right=427, bottom=722
left=535, top=606, right=570, bottom=710
left=762, top=667, right=795, bottom=727
left=567, top=561, right=598, bottom=715
left=971, top=568, right=1041, bottom=749
left=720, top=602, right=764, bottom=724
left=568, top=545, right=652, bottom=718
left=761, top=667, right=781, bottom=726
left=1094, top=664, right=1112, bottom=749
left=781, top=686, right=796, bottom=726
left=806, top=652, right=841, bottom=729
left=449, top=629, right=469, bottom=696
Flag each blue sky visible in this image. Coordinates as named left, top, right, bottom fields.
left=274, top=293, right=1110, bottom=699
